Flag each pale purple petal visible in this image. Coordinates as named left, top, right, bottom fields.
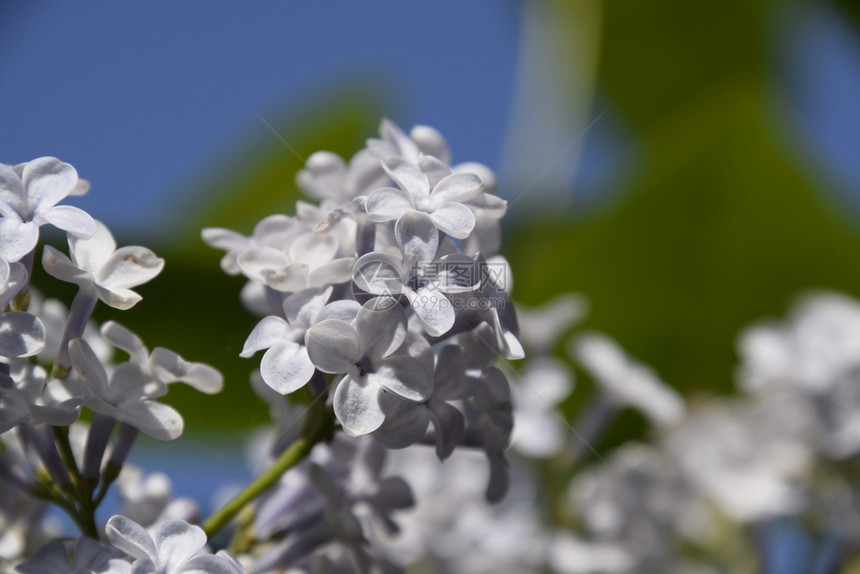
left=429, top=401, right=465, bottom=460
left=305, top=319, right=361, bottom=373
left=365, top=187, right=413, bottom=222
left=373, top=392, right=430, bottom=449
left=333, top=376, right=386, bottom=436
left=201, top=228, right=247, bottom=275
left=0, top=311, right=45, bottom=357
left=38, top=205, right=96, bottom=238
left=260, top=343, right=315, bottom=394
left=370, top=355, right=433, bottom=402
left=429, top=202, right=476, bottom=239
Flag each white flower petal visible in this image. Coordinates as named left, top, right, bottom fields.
left=0, top=311, right=45, bottom=357
left=106, top=515, right=157, bottom=562
left=0, top=217, right=38, bottom=262
left=430, top=172, right=483, bottom=205
left=417, top=154, right=451, bottom=188
left=98, top=246, right=164, bottom=289
left=94, top=286, right=140, bottom=310
left=370, top=355, right=433, bottom=402
left=237, top=247, right=289, bottom=283
left=365, top=187, right=413, bottom=222
left=262, top=262, right=309, bottom=292
left=0, top=162, right=24, bottom=214
left=429, top=202, right=476, bottom=239
left=411, top=125, right=451, bottom=164
left=42, top=245, right=90, bottom=286
left=316, top=300, right=361, bottom=323
left=283, top=286, right=332, bottom=328
left=150, top=347, right=224, bottom=394
left=241, top=316, right=292, bottom=357
left=70, top=221, right=117, bottom=273
left=405, top=287, right=454, bottom=337
left=101, top=320, right=149, bottom=363
left=69, top=338, right=109, bottom=396
left=39, top=205, right=96, bottom=238
left=22, top=157, right=77, bottom=214
left=383, top=156, right=430, bottom=198
left=260, top=343, right=315, bottom=394
left=355, top=298, right=407, bottom=360
left=307, top=257, right=354, bottom=287
left=154, top=520, right=207, bottom=572
left=305, top=319, right=361, bottom=373
left=394, top=211, right=438, bottom=268
left=352, top=252, right=404, bottom=296
left=124, top=400, right=184, bottom=440
left=288, top=232, right=337, bottom=267
left=333, top=376, right=386, bottom=436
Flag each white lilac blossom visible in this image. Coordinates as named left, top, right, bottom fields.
left=365, top=156, right=483, bottom=239
left=739, top=292, right=860, bottom=458
left=241, top=287, right=359, bottom=395
left=0, top=157, right=95, bottom=262
left=306, top=299, right=433, bottom=436
left=105, top=515, right=247, bottom=574
left=42, top=220, right=164, bottom=311
left=249, top=437, right=411, bottom=573
left=572, top=332, right=685, bottom=427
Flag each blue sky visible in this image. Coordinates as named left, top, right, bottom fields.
left=0, top=2, right=520, bottom=233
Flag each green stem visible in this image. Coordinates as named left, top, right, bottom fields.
left=202, top=402, right=334, bottom=539
left=52, top=426, right=83, bottom=489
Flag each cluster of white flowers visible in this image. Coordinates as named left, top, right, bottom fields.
left=204, top=118, right=522, bottom=494
left=0, top=157, right=245, bottom=572
left=5, top=122, right=859, bottom=574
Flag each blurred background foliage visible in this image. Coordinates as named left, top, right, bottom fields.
left=11, top=1, right=860, bottom=441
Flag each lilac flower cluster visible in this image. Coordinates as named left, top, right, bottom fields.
left=0, top=157, right=243, bottom=572
left=204, top=119, right=523, bottom=494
